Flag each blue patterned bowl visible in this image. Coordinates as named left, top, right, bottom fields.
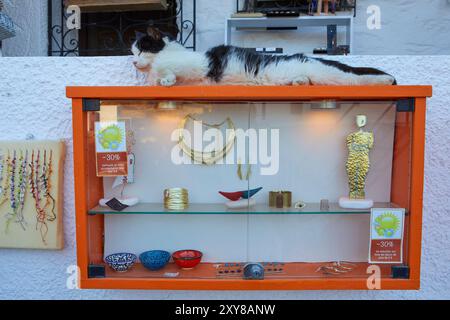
left=104, top=253, right=137, bottom=272
left=140, top=250, right=171, bottom=271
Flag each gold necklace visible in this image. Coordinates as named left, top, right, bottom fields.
left=178, top=114, right=236, bottom=165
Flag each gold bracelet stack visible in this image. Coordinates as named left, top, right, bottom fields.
left=164, top=188, right=189, bottom=210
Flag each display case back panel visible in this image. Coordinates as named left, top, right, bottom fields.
left=99, top=101, right=397, bottom=263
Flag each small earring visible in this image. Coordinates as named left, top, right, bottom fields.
left=245, top=163, right=251, bottom=180
left=237, top=160, right=251, bottom=181
left=237, top=159, right=243, bottom=180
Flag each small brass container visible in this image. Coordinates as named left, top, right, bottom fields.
left=269, top=191, right=292, bottom=208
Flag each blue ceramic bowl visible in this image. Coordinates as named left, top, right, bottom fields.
left=104, top=253, right=137, bottom=272
left=140, top=250, right=171, bottom=271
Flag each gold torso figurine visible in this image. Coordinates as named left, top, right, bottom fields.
left=345, top=116, right=374, bottom=199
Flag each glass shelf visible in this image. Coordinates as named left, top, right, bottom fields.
left=88, top=202, right=398, bottom=215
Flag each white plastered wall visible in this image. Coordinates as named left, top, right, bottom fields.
left=0, top=55, right=449, bottom=299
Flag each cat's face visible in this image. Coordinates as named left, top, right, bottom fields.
left=131, top=27, right=166, bottom=70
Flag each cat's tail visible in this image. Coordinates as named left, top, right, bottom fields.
left=351, top=66, right=397, bottom=85
left=314, top=58, right=397, bottom=85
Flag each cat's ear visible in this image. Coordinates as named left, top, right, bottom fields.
left=147, top=27, right=162, bottom=40
left=135, top=30, right=146, bottom=40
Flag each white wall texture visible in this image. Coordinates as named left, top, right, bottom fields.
left=2, top=0, right=48, bottom=56
left=0, top=55, right=449, bottom=299
left=2, top=0, right=450, bottom=56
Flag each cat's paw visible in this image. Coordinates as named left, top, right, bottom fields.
left=291, top=76, right=311, bottom=86
left=159, top=74, right=176, bottom=86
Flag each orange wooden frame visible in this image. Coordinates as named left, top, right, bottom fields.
left=67, top=85, right=432, bottom=290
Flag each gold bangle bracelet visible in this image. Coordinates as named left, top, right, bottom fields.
left=269, top=191, right=292, bottom=208
left=164, top=188, right=189, bottom=210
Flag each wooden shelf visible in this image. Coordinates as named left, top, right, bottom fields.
left=66, top=85, right=433, bottom=100
left=226, top=13, right=354, bottom=52
left=65, top=0, right=168, bottom=12
left=81, top=261, right=418, bottom=290
left=103, top=261, right=396, bottom=280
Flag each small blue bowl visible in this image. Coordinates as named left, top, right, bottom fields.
left=104, top=253, right=137, bottom=272
left=140, top=250, right=171, bottom=271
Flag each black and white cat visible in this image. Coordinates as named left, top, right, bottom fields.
left=132, top=27, right=396, bottom=86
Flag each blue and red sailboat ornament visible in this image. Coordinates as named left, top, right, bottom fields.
left=219, top=187, right=263, bottom=201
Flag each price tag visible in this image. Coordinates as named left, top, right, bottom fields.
left=95, top=121, right=128, bottom=177
left=369, top=208, right=405, bottom=264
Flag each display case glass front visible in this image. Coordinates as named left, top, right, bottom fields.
left=68, top=86, right=431, bottom=290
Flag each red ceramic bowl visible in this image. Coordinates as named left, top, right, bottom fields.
left=172, top=250, right=203, bottom=270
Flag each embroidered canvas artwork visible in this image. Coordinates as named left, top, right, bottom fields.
left=0, top=140, right=65, bottom=250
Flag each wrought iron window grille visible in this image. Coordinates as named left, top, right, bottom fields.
left=48, top=0, right=196, bottom=56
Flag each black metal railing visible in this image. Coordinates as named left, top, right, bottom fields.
left=48, top=0, right=196, bottom=56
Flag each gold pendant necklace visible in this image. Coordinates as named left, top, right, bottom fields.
left=178, top=114, right=236, bottom=165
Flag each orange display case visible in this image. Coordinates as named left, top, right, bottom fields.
left=67, top=85, right=432, bottom=290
